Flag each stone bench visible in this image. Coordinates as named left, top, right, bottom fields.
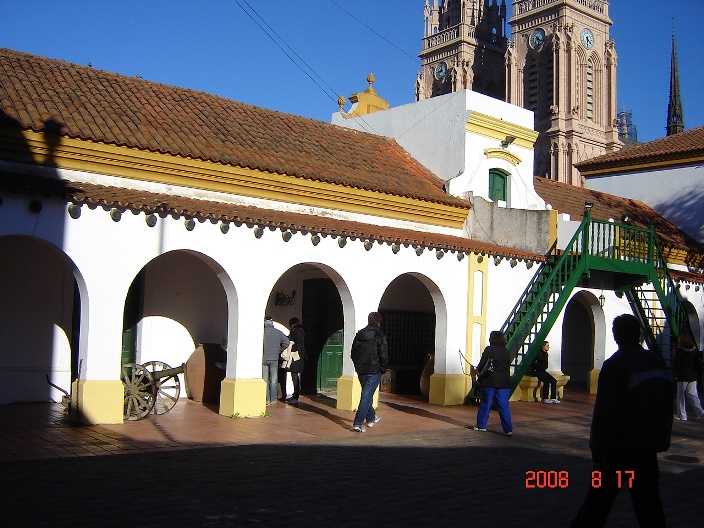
left=513, top=372, right=571, bottom=402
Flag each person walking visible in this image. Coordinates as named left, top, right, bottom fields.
left=530, top=341, right=560, bottom=404
left=262, top=316, right=289, bottom=406
left=671, top=334, right=704, bottom=421
left=571, top=314, right=675, bottom=528
left=282, top=317, right=306, bottom=405
left=350, top=312, right=388, bottom=432
left=471, top=330, right=513, bottom=436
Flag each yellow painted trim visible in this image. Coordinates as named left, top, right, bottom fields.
left=548, top=209, right=559, bottom=250
left=73, top=379, right=124, bottom=424
left=483, top=147, right=523, bottom=165
left=589, top=369, right=600, bottom=394
left=467, top=253, right=489, bottom=368
left=580, top=155, right=704, bottom=177
left=335, top=374, right=379, bottom=412
left=428, top=373, right=471, bottom=405
left=466, top=112, right=539, bottom=150
left=661, top=247, right=696, bottom=267
left=2, top=130, right=469, bottom=229
left=219, top=378, right=266, bottom=418
left=336, top=375, right=359, bottom=411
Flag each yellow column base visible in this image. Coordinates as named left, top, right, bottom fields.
left=589, top=369, right=600, bottom=394
left=73, top=379, right=124, bottom=424
left=336, top=374, right=378, bottom=411
left=429, top=373, right=472, bottom=405
left=219, top=378, right=266, bottom=418
left=509, top=387, right=523, bottom=401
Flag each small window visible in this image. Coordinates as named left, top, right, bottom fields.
left=489, top=169, right=508, bottom=202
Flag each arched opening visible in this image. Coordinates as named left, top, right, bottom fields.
left=0, top=235, right=83, bottom=403
left=378, top=273, right=446, bottom=397
left=682, top=299, right=701, bottom=345
left=561, top=291, right=605, bottom=393
left=122, top=250, right=234, bottom=400
left=265, top=263, right=351, bottom=396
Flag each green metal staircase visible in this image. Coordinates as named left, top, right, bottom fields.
left=468, top=209, right=696, bottom=401
left=626, top=229, right=695, bottom=360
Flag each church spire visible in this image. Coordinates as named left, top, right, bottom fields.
left=666, top=20, right=684, bottom=136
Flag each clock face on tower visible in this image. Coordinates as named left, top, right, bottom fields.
left=581, top=28, right=594, bottom=49
left=434, top=61, right=448, bottom=81
left=529, top=28, right=546, bottom=49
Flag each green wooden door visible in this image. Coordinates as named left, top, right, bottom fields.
left=317, top=329, right=343, bottom=392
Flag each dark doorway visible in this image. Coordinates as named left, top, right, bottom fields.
left=561, top=297, right=594, bottom=392
left=302, top=278, right=343, bottom=394
left=380, top=310, right=436, bottom=395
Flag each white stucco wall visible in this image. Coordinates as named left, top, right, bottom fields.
left=585, top=164, right=704, bottom=244
left=332, top=90, right=545, bottom=210
left=0, top=175, right=472, bottom=403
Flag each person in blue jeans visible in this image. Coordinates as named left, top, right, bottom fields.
left=472, top=330, right=513, bottom=436
left=262, top=316, right=289, bottom=405
left=350, top=312, right=389, bottom=432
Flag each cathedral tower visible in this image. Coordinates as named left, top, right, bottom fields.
left=666, top=22, right=684, bottom=136
left=506, top=0, right=621, bottom=185
left=417, top=0, right=508, bottom=101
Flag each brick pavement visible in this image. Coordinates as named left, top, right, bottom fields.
left=1, top=392, right=703, bottom=527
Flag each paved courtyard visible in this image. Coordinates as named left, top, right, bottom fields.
left=2, top=391, right=703, bottom=527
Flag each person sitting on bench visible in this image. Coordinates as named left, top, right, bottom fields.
left=531, top=341, right=560, bottom=404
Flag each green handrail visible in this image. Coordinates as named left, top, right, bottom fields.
left=467, top=212, right=691, bottom=402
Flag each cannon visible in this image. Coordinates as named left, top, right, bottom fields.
left=121, top=361, right=186, bottom=421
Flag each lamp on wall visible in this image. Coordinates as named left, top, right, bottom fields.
left=500, top=135, right=516, bottom=148
left=599, top=291, right=606, bottom=307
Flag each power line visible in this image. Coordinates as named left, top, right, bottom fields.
left=233, top=0, right=384, bottom=135
left=233, top=0, right=340, bottom=105
left=327, top=0, right=420, bottom=66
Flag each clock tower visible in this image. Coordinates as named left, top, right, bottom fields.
left=506, top=0, right=621, bottom=184
left=417, top=0, right=508, bottom=101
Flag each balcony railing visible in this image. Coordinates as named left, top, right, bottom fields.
left=512, top=0, right=608, bottom=17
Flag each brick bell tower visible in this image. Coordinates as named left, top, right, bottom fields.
left=506, top=0, right=622, bottom=185
left=417, top=0, right=508, bottom=102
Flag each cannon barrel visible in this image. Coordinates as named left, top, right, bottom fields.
left=150, top=363, right=186, bottom=381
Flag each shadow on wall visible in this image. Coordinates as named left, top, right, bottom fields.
left=0, top=111, right=77, bottom=405
left=655, top=189, right=704, bottom=251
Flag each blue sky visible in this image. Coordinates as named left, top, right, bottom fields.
left=2, top=1, right=702, bottom=143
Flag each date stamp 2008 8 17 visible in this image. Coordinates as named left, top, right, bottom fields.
left=525, top=470, right=635, bottom=489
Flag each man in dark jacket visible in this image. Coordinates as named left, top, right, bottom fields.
left=571, top=314, right=674, bottom=527
left=350, top=312, right=388, bottom=432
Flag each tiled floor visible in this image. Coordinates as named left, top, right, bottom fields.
left=0, top=390, right=597, bottom=461
left=4, top=390, right=704, bottom=527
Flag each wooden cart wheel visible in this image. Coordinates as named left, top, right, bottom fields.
left=121, top=363, right=155, bottom=421
left=143, top=361, right=181, bottom=415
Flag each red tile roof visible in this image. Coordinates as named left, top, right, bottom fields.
left=534, top=176, right=704, bottom=267
left=0, top=170, right=542, bottom=262
left=576, top=126, right=704, bottom=172
left=0, top=48, right=468, bottom=209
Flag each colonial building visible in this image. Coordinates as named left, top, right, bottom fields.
left=2, top=47, right=702, bottom=426
left=417, top=0, right=622, bottom=185
left=336, top=79, right=704, bottom=393
left=0, top=48, right=542, bottom=422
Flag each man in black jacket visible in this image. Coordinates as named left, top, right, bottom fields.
left=571, top=314, right=674, bottom=527
left=350, top=312, right=388, bottom=432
